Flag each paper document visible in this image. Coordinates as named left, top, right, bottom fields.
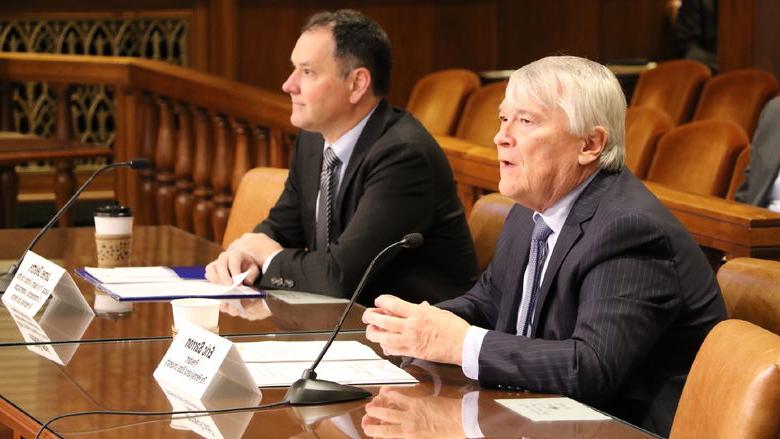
left=268, top=290, right=349, bottom=305
left=246, top=359, right=417, bottom=387
left=496, top=397, right=611, bottom=422
left=81, top=268, right=263, bottom=301
left=85, top=266, right=181, bottom=283
left=236, top=340, right=380, bottom=362
left=236, top=340, right=417, bottom=387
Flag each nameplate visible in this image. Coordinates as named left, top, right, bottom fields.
left=154, top=325, right=259, bottom=400
left=2, top=251, right=91, bottom=318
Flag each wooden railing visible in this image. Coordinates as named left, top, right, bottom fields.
left=438, top=136, right=780, bottom=261
left=0, top=52, right=295, bottom=241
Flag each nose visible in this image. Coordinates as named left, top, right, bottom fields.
left=282, top=70, right=299, bottom=95
left=494, top=124, right=514, bottom=149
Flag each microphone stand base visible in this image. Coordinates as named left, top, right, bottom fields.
left=284, top=378, right=371, bottom=405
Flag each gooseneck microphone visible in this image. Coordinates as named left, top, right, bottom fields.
left=284, top=232, right=424, bottom=405
left=0, top=158, right=151, bottom=294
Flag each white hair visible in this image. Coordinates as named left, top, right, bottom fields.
left=507, top=56, right=626, bottom=171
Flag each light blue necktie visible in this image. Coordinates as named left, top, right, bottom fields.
left=517, top=218, right=553, bottom=336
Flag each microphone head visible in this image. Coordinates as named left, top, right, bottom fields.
left=401, top=233, right=424, bottom=248
left=128, top=158, right=151, bottom=170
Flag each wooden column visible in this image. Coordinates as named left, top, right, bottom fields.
left=210, top=115, right=233, bottom=242
left=113, top=87, right=144, bottom=210
left=192, top=109, right=214, bottom=240
left=231, top=120, right=251, bottom=195
left=138, top=93, right=159, bottom=226
left=174, top=103, right=196, bottom=233
left=50, top=83, right=75, bottom=227
left=154, top=98, right=176, bottom=225
left=253, top=127, right=269, bottom=167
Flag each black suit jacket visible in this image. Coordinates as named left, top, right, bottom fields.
left=438, top=169, right=726, bottom=436
left=736, top=97, right=780, bottom=207
left=255, top=99, right=478, bottom=306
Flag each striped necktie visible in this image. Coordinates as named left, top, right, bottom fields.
left=517, top=218, right=553, bottom=336
left=316, top=146, right=341, bottom=250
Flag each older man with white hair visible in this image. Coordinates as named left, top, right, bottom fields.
left=362, top=56, right=726, bottom=436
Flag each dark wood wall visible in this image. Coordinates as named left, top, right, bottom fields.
left=0, top=0, right=776, bottom=106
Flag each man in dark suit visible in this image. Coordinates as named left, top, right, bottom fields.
left=363, top=56, right=726, bottom=436
left=735, top=97, right=780, bottom=211
left=205, top=10, right=477, bottom=306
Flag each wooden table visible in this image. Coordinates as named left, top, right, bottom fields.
left=0, top=226, right=365, bottom=346
left=0, top=332, right=659, bottom=439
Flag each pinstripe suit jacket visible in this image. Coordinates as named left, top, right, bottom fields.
left=438, top=168, right=726, bottom=436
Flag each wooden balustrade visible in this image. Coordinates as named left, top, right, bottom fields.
left=0, top=52, right=295, bottom=241
left=437, top=136, right=780, bottom=261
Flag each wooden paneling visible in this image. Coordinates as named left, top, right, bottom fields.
left=236, top=0, right=498, bottom=107
left=719, top=0, right=780, bottom=80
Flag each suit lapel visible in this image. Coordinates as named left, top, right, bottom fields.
left=530, top=170, right=615, bottom=337
left=333, top=99, right=393, bottom=234
left=301, top=133, right=324, bottom=249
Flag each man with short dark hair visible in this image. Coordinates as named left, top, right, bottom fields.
left=363, top=56, right=726, bottom=436
left=206, top=10, right=478, bottom=306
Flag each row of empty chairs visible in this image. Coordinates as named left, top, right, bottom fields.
left=627, top=111, right=750, bottom=199
left=631, top=60, right=779, bottom=136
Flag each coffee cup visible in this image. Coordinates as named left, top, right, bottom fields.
left=94, top=204, right=133, bottom=268
left=171, top=298, right=221, bottom=336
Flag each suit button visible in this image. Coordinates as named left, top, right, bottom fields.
left=283, top=279, right=294, bottom=288
left=270, top=277, right=282, bottom=287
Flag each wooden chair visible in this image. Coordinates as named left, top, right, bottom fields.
left=716, top=257, right=780, bottom=334
left=407, top=69, right=480, bottom=136
left=645, top=120, right=748, bottom=197
left=631, top=60, right=711, bottom=125
left=726, top=145, right=750, bottom=201
left=693, top=69, right=779, bottom=137
left=468, top=192, right=514, bottom=272
left=222, top=167, right=288, bottom=247
left=669, top=319, right=780, bottom=439
left=625, top=107, right=673, bottom=179
left=455, top=80, right=507, bottom=148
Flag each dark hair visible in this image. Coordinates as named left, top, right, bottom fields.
left=302, top=9, right=391, bottom=97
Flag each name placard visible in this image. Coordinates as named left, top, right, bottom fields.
left=154, top=325, right=259, bottom=400
left=2, top=251, right=91, bottom=318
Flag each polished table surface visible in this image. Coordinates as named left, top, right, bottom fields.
left=0, top=331, right=659, bottom=438
left=0, top=226, right=365, bottom=346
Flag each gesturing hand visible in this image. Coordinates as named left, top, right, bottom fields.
left=362, top=294, right=470, bottom=366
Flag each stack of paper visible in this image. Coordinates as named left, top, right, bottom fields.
left=236, top=340, right=417, bottom=387
left=79, top=266, right=264, bottom=301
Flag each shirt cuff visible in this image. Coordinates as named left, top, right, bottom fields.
left=261, top=249, right=283, bottom=274
left=462, top=326, right=488, bottom=380
left=461, top=390, right=484, bottom=438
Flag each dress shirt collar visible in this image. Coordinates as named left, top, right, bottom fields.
left=324, top=105, right=377, bottom=168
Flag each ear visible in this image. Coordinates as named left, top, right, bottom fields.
left=578, top=126, right=607, bottom=166
left=348, top=67, right=372, bottom=104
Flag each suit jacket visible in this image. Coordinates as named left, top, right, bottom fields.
left=438, top=169, right=726, bottom=436
left=255, top=99, right=478, bottom=306
left=736, top=97, right=780, bottom=207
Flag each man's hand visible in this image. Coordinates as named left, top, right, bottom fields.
left=362, top=294, right=470, bottom=365
left=205, top=232, right=282, bottom=285
left=361, top=386, right=465, bottom=439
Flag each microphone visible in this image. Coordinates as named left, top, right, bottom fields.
left=0, top=158, right=151, bottom=294
left=284, top=232, right=424, bottom=405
